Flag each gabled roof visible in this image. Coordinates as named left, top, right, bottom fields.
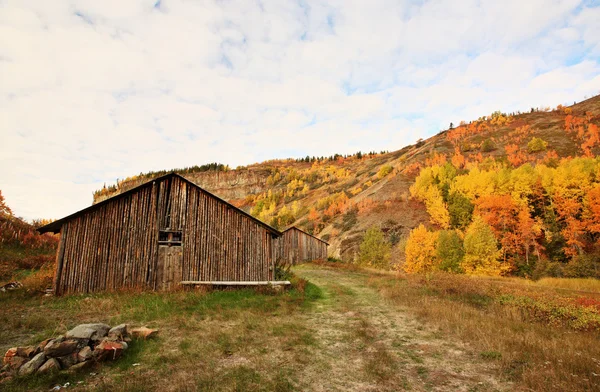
left=283, top=226, right=329, bottom=245
left=38, top=172, right=281, bottom=236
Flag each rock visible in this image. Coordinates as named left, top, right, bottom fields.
left=3, top=348, right=17, bottom=365
left=16, top=346, right=36, bottom=358
left=56, top=353, right=79, bottom=369
left=78, top=346, right=93, bottom=362
left=0, top=282, right=23, bottom=292
left=18, top=352, right=45, bottom=376
left=6, top=356, right=28, bottom=370
left=44, top=339, right=80, bottom=358
left=38, top=358, right=60, bottom=374
left=38, top=338, right=52, bottom=351
left=93, top=340, right=126, bottom=361
left=130, top=327, right=159, bottom=340
left=65, top=323, right=110, bottom=341
left=108, top=324, right=128, bottom=340
left=69, top=361, right=93, bottom=372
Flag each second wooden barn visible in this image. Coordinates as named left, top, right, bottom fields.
left=39, top=173, right=281, bottom=295
left=278, top=227, right=328, bottom=265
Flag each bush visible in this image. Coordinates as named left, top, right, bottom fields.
left=358, top=226, right=391, bottom=269
left=377, top=165, right=393, bottom=179
left=481, top=139, right=496, bottom=152
left=564, top=255, right=600, bottom=278
left=461, top=142, right=475, bottom=152
left=527, top=137, right=548, bottom=153
left=532, top=258, right=564, bottom=280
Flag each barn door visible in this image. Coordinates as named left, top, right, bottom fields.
left=157, top=230, right=183, bottom=290
left=157, top=246, right=183, bottom=290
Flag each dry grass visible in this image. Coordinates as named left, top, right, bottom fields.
left=368, top=272, right=600, bottom=392
left=476, top=274, right=600, bottom=294
left=529, top=277, right=600, bottom=293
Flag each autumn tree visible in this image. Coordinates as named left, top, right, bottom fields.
left=358, top=226, right=391, bottom=269
left=436, top=230, right=464, bottom=273
left=404, top=224, right=439, bottom=273
left=475, top=194, right=520, bottom=264
left=462, top=216, right=503, bottom=275
left=584, top=186, right=600, bottom=240
left=527, top=137, right=548, bottom=153
left=410, top=164, right=456, bottom=228
left=447, top=192, right=474, bottom=229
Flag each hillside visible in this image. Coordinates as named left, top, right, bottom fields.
left=0, top=191, right=58, bottom=281
left=94, top=95, right=600, bottom=267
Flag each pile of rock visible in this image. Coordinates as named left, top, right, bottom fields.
left=1, top=323, right=158, bottom=379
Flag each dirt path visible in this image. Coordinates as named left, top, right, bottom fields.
left=293, top=264, right=512, bottom=392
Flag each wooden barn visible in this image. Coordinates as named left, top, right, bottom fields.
left=278, top=227, right=328, bottom=266
left=39, top=173, right=282, bottom=295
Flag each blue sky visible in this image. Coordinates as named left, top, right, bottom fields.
left=1, top=0, right=599, bottom=220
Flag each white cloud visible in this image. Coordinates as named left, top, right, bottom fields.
left=0, top=0, right=599, bottom=220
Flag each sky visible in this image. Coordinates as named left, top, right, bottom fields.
left=1, top=0, right=600, bottom=221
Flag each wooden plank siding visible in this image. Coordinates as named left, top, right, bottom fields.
left=48, top=174, right=278, bottom=295
left=277, top=227, right=328, bottom=266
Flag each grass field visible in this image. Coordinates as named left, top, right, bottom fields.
left=0, top=277, right=322, bottom=392
left=367, top=269, right=600, bottom=392
left=1, top=264, right=599, bottom=391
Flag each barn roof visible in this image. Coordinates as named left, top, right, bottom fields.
left=283, top=226, right=329, bottom=245
left=38, top=172, right=281, bottom=236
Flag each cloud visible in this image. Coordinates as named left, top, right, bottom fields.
left=0, top=0, right=599, bottom=220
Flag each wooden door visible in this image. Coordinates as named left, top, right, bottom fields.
left=157, top=245, right=183, bottom=290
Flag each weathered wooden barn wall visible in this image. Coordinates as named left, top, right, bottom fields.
left=47, top=174, right=278, bottom=295
left=277, top=227, right=328, bottom=266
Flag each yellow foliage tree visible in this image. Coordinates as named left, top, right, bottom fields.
left=462, top=216, right=503, bottom=275
left=404, top=224, right=439, bottom=273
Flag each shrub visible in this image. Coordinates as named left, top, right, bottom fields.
left=527, top=137, right=548, bottom=153
left=358, top=226, right=391, bottom=269
left=480, top=139, right=496, bottom=152
left=564, top=255, right=600, bottom=278
left=377, top=165, right=393, bottom=179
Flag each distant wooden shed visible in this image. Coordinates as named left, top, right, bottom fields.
left=278, top=227, right=328, bottom=266
left=39, top=173, right=281, bottom=295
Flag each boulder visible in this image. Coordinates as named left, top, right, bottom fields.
left=3, top=348, right=17, bottom=365
left=38, top=338, right=52, bottom=351
left=77, top=346, right=93, bottom=362
left=93, top=340, right=126, bottom=361
left=65, top=324, right=110, bottom=341
left=56, top=353, right=79, bottom=369
left=18, top=352, right=45, bottom=376
left=5, top=356, right=28, bottom=370
left=130, top=327, right=159, bottom=340
left=16, top=346, right=36, bottom=358
left=37, top=358, right=60, bottom=374
left=108, top=324, right=128, bottom=340
left=44, top=339, right=80, bottom=358
left=69, top=360, right=93, bottom=372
